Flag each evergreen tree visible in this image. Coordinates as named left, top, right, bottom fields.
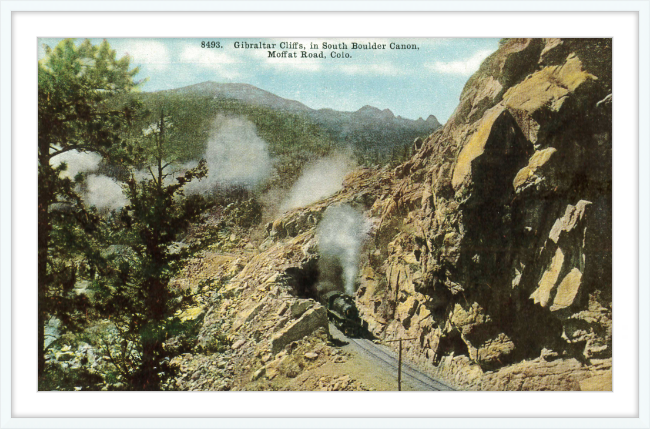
left=38, top=39, right=140, bottom=380
left=94, top=111, right=208, bottom=390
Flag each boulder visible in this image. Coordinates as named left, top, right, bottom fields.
left=270, top=306, right=329, bottom=354
left=231, top=339, right=246, bottom=350
left=289, top=299, right=314, bottom=319
left=396, top=296, right=418, bottom=326
left=470, top=332, right=516, bottom=367
left=449, top=302, right=489, bottom=333
left=251, top=367, right=266, bottom=381
left=232, top=301, right=265, bottom=331
left=304, top=352, right=319, bottom=360
left=503, top=53, right=596, bottom=115
left=413, top=137, right=424, bottom=151
left=44, top=317, right=61, bottom=349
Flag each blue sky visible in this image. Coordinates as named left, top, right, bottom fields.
left=38, top=38, right=499, bottom=122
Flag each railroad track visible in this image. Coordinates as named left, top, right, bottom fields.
left=350, top=337, right=454, bottom=391
left=329, top=323, right=454, bottom=391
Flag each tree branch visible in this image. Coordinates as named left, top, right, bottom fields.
left=50, top=145, right=102, bottom=158
left=101, top=336, right=130, bottom=380
left=64, top=109, right=126, bottom=122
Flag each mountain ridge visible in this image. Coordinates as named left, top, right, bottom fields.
left=147, top=81, right=442, bottom=160
left=154, top=81, right=442, bottom=126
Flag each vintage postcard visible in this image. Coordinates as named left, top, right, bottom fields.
left=37, top=37, right=612, bottom=392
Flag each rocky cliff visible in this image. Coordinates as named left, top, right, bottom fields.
left=178, top=38, right=612, bottom=391
left=356, top=38, right=612, bottom=390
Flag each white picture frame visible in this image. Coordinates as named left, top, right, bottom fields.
left=1, top=1, right=648, bottom=428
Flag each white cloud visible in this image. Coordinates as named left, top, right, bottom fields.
left=121, top=40, right=171, bottom=71
left=242, top=48, right=322, bottom=72
left=179, top=45, right=241, bottom=78
left=264, top=58, right=322, bottom=72
left=426, top=49, right=494, bottom=76
left=418, top=38, right=453, bottom=48
left=261, top=56, right=401, bottom=76
left=180, top=45, right=237, bottom=65
left=334, top=63, right=403, bottom=76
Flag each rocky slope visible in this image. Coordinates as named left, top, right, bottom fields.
left=177, top=38, right=612, bottom=391
left=170, top=168, right=393, bottom=390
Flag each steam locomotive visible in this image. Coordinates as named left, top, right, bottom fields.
left=321, top=291, right=364, bottom=337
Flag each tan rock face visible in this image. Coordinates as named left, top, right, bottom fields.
left=513, top=147, right=557, bottom=192
left=452, top=105, right=506, bottom=189
left=549, top=201, right=592, bottom=244
left=354, top=38, right=611, bottom=390
left=551, top=268, right=583, bottom=311
left=531, top=247, right=565, bottom=307
left=175, top=160, right=394, bottom=391
left=503, top=54, right=597, bottom=114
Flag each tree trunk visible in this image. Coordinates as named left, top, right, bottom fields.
left=137, top=335, right=162, bottom=391
left=37, top=186, right=49, bottom=380
left=37, top=291, right=45, bottom=380
left=37, top=149, right=52, bottom=381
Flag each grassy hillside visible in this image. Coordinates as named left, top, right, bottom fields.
left=119, top=89, right=434, bottom=192
left=130, top=92, right=336, bottom=163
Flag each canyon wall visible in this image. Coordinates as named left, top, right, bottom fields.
left=357, top=38, right=612, bottom=390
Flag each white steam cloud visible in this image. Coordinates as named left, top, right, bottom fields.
left=48, top=115, right=274, bottom=211
left=51, top=149, right=128, bottom=212
left=185, top=115, right=273, bottom=195
left=84, top=174, right=128, bottom=212
left=316, top=204, right=370, bottom=295
left=51, top=149, right=102, bottom=179
left=280, top=155, right=355, bottom=212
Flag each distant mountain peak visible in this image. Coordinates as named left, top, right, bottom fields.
left=357, top=105, right=380, bottom=112
left=426, top=114, right=441, bottom=127
left=163, top=81, right=312, bottom=114
left=355, top=105, right=396, bottom=120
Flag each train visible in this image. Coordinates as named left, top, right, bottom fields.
left=321, top=290, right=364, bottom=337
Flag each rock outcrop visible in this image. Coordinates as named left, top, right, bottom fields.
left=355, top=38, right=612, bottom=390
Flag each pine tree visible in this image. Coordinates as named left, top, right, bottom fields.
left=38, top=39, right=140, bottom=380
left=94, top=111, right=208, bottom=390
